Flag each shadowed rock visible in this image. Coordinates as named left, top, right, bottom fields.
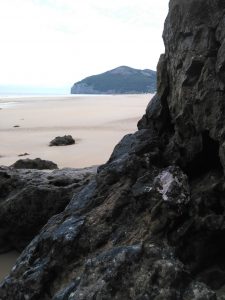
left=0, top=166, right=97, bottom=252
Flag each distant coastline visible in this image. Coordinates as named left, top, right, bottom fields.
left=0, top=85, right=69, bottom=97
left=0, top=93, right=154, bottom=110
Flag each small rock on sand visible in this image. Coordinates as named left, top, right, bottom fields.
left=49, top=135, right=75, bottom=146
left=18, top=153, right=30, bottom=157
left=11, top=158, right=58, bottom=170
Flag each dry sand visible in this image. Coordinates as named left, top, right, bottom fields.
left=0, top=94, right=152, bottom=281
left=0, top=94, right=152, bottom=168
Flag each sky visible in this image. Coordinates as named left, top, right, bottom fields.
left=0, top=0, right=169, bottom=92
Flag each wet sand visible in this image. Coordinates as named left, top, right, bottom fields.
left=0, top=94, right=152, bottom=168
left=0, top=251, right=19, bottom=282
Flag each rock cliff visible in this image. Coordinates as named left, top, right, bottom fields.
left=1, top=0, right=225, bottom=299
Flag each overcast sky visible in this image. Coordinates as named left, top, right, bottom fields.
left=0, top=0, right=169, bottom=89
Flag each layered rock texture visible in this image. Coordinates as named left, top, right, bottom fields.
left=1, top=0, right=225, bottom=299
left=0, top=166, right=96, bottom=253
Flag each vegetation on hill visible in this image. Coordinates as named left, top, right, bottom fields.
left=71, top=66, right=156, bottom=94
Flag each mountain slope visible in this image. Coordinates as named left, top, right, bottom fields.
left=71, top=66, right=156, bottom=94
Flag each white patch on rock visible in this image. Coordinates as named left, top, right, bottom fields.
left=155, top=167, right=190, bottom=204
left=156, top=170, right=174, bottom=201
left=144, top=186, right=153, bottom=193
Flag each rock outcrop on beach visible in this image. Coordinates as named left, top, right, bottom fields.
left=49, top=135, right=75, bottom=146
left=1, top=0, right=225, bottom=299
left=11, top=158, right=58, bottom=170
left=71, top=66, right=156, bottom=94
left=0, top=166, right=96, bottom=252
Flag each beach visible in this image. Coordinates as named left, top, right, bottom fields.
left=0, top=94, right=152, bottom=281
left=0, top=94, right=152, bottom=168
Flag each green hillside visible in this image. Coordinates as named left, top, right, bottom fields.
left=71, top=66, right=156, bottom=94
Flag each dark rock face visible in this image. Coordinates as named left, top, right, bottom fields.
left=49, top=135, right=75, bottom=146
left=0, top=166, right=96, bottom=252
left=11, top=158, right=58, bottom=170
left=1, top=0, right=225, bottom=299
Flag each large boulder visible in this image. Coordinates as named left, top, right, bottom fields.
left=0, top=166, right=96, bottom=252
left=0, top=164, right=194, bottom=299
